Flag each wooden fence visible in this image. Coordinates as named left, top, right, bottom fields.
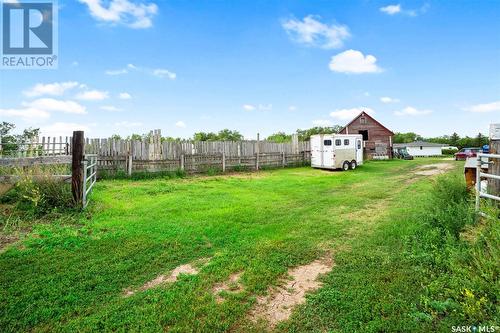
left=1, top=130, right=311, bottom=175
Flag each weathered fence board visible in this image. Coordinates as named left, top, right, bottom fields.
left=1, top=130, right=311, bottom=175
left=0, top=155, right=72, bottom=167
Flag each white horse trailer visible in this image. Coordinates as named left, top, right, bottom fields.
left=311, top=134, right=364, bottom=171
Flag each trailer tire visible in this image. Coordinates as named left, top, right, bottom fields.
left=350, top=160, right=357, bottom=170
left=342, top=161, right=350, bottom=171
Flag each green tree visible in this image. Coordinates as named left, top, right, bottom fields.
left=161, top=136, right=181, bottom=142
left=128, top=134, right=143, bottom=141
left=449, top=132, right=460, bottom=147
left=266, top=132, right=292, bottom=143
left=393, top=132, right=421, bottom=143
left=0, top=123, right=40, bottom=156
left=193, top=132, right=217, bottom=141
left=110, top=134, right=122, bottom=140
left=475, top=133, right=488, bottom=147
left=216, top=129, right=243, bottom=141
left=193, top=129, right=243, bottom=141
left=296, top=126, right=343, bottom=141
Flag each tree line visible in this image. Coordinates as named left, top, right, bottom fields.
left=1, top=121, right=490, bottom=150
left=393, top=131, right=489, bottom=149
left=0, top=122, right=40, bottom=156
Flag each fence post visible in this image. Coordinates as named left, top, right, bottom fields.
left=127, top=154, right=133, bottom=176
left=82, top=160, right=88, bottom=208
left=237, top=143, right=241, bottom=165
left=282, top=151, right=286, bottom=167
left=256, top=133, right=260, bottom=171
left=71, top=131, right=85, bottom=207
left=180, top=154, right=185, bottom=171
left=489, top=124, right=500, bottom=197
left=292, top=134, right=299, bottom=154
left=222, top=151, right=226, bottom=172
left=476, top=156, right=481, bottom=212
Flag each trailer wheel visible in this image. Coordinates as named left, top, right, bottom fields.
left=350, top=160, right=357, bottom=170
left=342, top=161, right=350, bottom=171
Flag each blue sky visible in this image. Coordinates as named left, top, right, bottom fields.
left=1, top=0, right=499, bottom=139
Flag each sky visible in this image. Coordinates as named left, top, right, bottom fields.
left=1, top=0, right=499, bottom=139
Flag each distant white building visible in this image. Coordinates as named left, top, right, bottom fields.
left=393, top=141, right=447, bottom=157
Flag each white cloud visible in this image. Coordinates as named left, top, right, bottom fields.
left=100, top=105, right=122, bottom=112
left=75, top=89, right=109, bottom=101
left=23, top=81, right=79, bottom=97
left=78, top=0, right=158, bottom=29
left=118, top=92, right=132, bottom=99
left=243, top=104, right=256, bottom=111
left=380, top=4, right=401, bottom=15
left=0, top=108, right=50, bottom=120
left=330, top=107, right=375, bottom=120
left=464, top=101, right=500, bottom=113
left=288, top=105, right=297, bottom=111
left=175, top=121, right=186, bottom=128
left=380, top=3, right=429, bottom=16
left=106, top=64, right=176, bottom=79
left=312, top=119, right=333, bottom=126
left=23, top=98, right=87, bottom=114
left=114, top=121, right=143, bottom=128
left=153, top=69, right=176, bottom=80
left=40, top=122, right=90, bottom=137
left=282, top=15, right=350, bottom=49
left=105, top=69, right=128, bottom=75
left=380, top=96, right=400, bottom=103
left=243, top=104, right=272, bottom=111
left=329, top=50, right=382, bottom=74
left=394, top=106, right=432, bottom=116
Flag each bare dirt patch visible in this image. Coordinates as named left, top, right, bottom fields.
left=124, top=259, right=210, bottom=297
left=249, top=256, right=334, bottom=327
left=213, top=272, right=243, bottom=303
left=414, top=163, right=454, bottom=176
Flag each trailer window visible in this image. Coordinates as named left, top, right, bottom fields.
left=335, top=139, right=341, bottom=146
left=324, top=140, right=332, bottom=146
left=344, top=139, right=349, bottom=146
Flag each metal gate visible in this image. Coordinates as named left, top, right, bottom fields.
left=82, top=154, right=97, bottom=208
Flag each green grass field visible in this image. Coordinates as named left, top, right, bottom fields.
left=1, top=159, right=498, bottom=332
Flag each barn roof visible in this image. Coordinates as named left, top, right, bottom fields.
left=393, top=141, right=448, bottom=148
left=340, top=111, right=394, bottom=135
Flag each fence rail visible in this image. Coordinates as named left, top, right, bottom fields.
left=82, top=154, right=98, bottom=208
left=475, top=153, right=500, bottom=218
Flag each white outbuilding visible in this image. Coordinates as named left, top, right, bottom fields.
left=393, top=141, right=447, bottom=157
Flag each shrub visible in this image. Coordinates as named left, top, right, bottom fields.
left=232, top=164, right=249, bottom=172
left=442, top=148, right=458, bottom=155
left=406, top=174, right=499, bottom=326
left=98, top=168, right=186, bottom=180
left=12, top=168, right=74, bottom=216
left=420, top=174, right=475, bottom=238
left=206, top=167, right=221, bottom=176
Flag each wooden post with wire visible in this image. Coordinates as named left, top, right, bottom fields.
left=71, top=131, right=85, bottom=207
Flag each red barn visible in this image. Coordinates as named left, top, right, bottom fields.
left=339, top=111, right=394, bottom=159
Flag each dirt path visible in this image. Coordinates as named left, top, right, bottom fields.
left=249, top=257, right=334, bottom=328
